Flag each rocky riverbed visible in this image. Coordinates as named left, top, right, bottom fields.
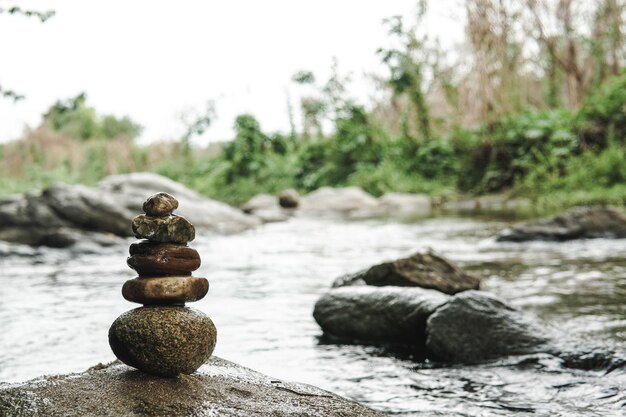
left=1, top=215, right=625, bottom=416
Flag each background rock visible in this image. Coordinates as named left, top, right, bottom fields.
left=313, top=286, right=449, bottom=346
left=0, top=172, right=259, bottom=248
left=497, top=206, right=626, bottom=241
left=301, top=187, right=380, bottom=214
left=0, top=357, right=383, bottom=417
left=379, top=192, right=431, bottom=217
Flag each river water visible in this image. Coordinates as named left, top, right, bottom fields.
left=1, top=215, right=625, bottom=416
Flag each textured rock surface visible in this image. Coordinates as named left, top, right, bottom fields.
left=0, top=173, right=259, bottom=248
left=127, top=241, right=200, bottom=276
left=109, top=306, right=217, bottom=377
left=132, top=214, right=195, bottom=244
left=425, top=291, right=551, bottom=362
left=332, top=251, right=480, bottom=295
left=142, top=192, right=179, bottom=216
left=278, top=188, right=300, bottom=208
left=497, top=206, right=626, bottom=242
left=313, top=286, right=449, bottom=346
left=0, top=357, right=383, bottom=417
left=122, top=276, right=209, bottom=304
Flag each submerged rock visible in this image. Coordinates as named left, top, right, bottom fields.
left=332, top=251, right=480, bottom=295
left=425, top=291, right=552, bottom=362
left=314, top=286, right=449, bottom=346
left=0, top=173, right=259, bottom=248
left=497, top=206, right=626, bottom=242
left=109, top=306, right=217, bottom=377
left=0, top=357, right=383, bottom=417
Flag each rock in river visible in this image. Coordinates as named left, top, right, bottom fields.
left=0, top=357, right=383, bottom=417
left=313, top=286, right=449, bottom=346
left=425, top=291, right=552, bottom=363
left=333, top=251, right=480, bottom=295
left=497, top=205, right=626, bottom=242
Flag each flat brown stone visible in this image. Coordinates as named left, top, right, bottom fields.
left=142, top=192, right=179, bottom=216
left=122, top=276, right=209, bottom=305
left=127, top=241, right=201, bottom=276
left=132, top=214, right=195, bottom=244
left=109, top=306, right=217, bottom=377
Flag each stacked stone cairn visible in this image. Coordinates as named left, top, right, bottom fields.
left=108, top=192, right=217, bottom=377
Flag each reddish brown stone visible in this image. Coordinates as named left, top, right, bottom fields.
left=122, top=276, right=209, bottom=305
left=128, top=241, right=200, bottom=276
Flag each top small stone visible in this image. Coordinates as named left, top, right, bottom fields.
left=143, top=192, right=179, bottom=217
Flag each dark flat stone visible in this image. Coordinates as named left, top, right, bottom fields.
left=127, top=241, right=200, bottom=276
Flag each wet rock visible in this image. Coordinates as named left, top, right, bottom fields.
left=0, top=357, right=383, bottom=417
left=301, top=187, right=380, bottom=214
left=132, top=214, right=195, bottom=244
left=108, top=306, right=217, bottom=377
left=332, top=251, right=480, bottom=295
left=278, top=188, right=300, bottom=208
left=313, top=286, right=449, bottom=346
left=379, top=192, right=431, bottom=217
left=128, top=241, right=200, bottom=276
left=497, top=206, right=626, bottom=242
left=142, top=192, right=179, bottom=216
left=425, top=291, right=552, bottom=362
left=122, top=276, right=209, bottom=304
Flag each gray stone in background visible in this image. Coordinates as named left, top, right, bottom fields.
left=0, top=172, right=260, bottom=248
left=425, top=291, right=552, bottom=363
left=497, top=205, right=626, bottom=242
left=313, top=286, right=449, bottom=346
left=332, top=251, right=480, bottom=295
left=0, top=357, right=384, bottom=417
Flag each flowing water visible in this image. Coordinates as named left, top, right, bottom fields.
left=1, top=215, right=625, bottom=416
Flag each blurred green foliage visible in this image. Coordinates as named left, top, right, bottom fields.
left=43, top=93, right=142, bottom=140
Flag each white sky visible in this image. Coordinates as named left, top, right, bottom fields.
left=0, top=1, right=463, bottom=144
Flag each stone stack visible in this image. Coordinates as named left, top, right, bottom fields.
left=109, top=192, right=217, bottom=377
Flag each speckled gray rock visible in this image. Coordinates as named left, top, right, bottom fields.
left=142, top=192, right=179, bottom=217
left=121, top=276, right=209, bottom=305
left=132, top=214, right=195, bottom=244
left=109, top=306, right=216, bottom=377
left=314, top=286, right=449, bottom=346
left=0, top=357, right=383, bottom=417
left=425, top=291, right=551, bottom=362
left=332, top=251, right=480, bottom=295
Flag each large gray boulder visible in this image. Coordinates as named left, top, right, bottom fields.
left=0, top=173, right=260, bottom=248
left=378, top=192, right=431, bottom=217
left=425, top=291, right=552, bottom=363
left=0, top=357, right=382, bottom=417
left=497, top=206, right=626, bottom=242
left=332, top=251, right=480, bottom=295
left=313, top=286, right=449, bottom=346
left=301, top=187, right=380, bottom=214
